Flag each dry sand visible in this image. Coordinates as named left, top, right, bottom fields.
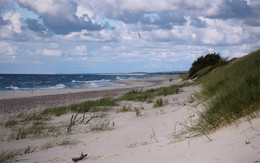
left=0, top=76, right=259, bottom=163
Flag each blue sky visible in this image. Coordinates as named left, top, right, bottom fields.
left=0, top=0, right=259, bottom=74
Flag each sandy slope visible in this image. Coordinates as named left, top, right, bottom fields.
left=0, top=77, right=259, bottom=163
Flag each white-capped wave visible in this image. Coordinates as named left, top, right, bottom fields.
left=87, top=81, right=99, bottom=87
left=48, top=84, right=66, bottom=89
left=116, top=76, right=123, bottom=80
left=6, top=85, right=19, bottom=90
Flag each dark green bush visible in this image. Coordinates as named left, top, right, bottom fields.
left=188, top=53, right=227, bottom=79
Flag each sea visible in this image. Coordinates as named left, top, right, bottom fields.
left=0, top=74, right=168, bottom=92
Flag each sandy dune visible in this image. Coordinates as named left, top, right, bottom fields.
left=0, top=77, right=259, bottom=163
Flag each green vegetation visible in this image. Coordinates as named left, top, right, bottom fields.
left=194, top=49, right=260, bottom=131
left=41, top=97, right=118, bottom=116
left=10, top=123, right=61, bottom=140
left=5, top=119, right=18, bottom=127
left=0, top=150, right=20, bottom=162
left=134, top=107, right=141, bottom=117
left=188, top=53, right=228, bottom=79
left=153, top=98, right=163, bottom=108
left=117, top=105, right=132, bottom=112
left=119, top=82, right=191, bottom=102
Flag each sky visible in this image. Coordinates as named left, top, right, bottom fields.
left=0, top=0, right=259, bottom=74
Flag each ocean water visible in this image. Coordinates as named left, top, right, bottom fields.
left=0, top=74, right=167, bottom=92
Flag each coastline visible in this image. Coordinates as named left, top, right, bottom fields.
left=0, top=76, right=259, bottom=163
left=0, top=76, right=180, bottom=115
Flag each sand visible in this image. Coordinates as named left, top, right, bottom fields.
left=0, top=76, right=259, bottom=163
left=0, top=77, right=179, bottom=115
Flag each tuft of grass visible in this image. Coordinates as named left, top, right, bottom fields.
left=153, top=98, right=163, bottom=108
left=9, top=123, right=61, bottom=140
left=41, top=142, right=54, bottom=150
left=117, top=105, right=132, bottom=112
left=5, top=120, right=18, bottom=128
left=0, top=150, right=20, bottom=162
left=41, top=97, right=118, bottom=117
left=153, top=98, right=168, bottom=108
left=195, top=49, right=260, bottom=131
left=134, top=107, right=141, bottom=117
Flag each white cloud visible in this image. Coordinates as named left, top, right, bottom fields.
left=3, top=12, right=22, bottom=33
left=63, top=29, right=112, bottom=42
left=0, top=0, right=259, bottom=73
left=42, top=49, right=61, bottom=57
left=18, top=0, right=74, bottom=17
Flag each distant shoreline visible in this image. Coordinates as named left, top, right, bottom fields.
left=0, top=76, right=180, bottom=115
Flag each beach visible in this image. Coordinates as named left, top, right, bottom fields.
left=0, top=77, right=176, bottom=115
left=0, top=76, right=259, bottom=163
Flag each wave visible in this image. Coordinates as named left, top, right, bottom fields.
left=5, top=85, right=20, bottom=90
left=46, top=84, right=66, bottom=90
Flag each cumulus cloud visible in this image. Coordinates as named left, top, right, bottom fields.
left=63, top=29, right=112, bottom=42
left=17, top=0, right=104, bottom=34
left=0, top=0, right=259, bottom=73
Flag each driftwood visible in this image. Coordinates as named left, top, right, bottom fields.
left=72, top=152, right=88, bottom=162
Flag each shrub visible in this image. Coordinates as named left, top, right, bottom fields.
left=188, top=53, right=227, bottom=79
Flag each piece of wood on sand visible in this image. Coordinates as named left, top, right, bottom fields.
left=72, top=152, right=88, bottom=162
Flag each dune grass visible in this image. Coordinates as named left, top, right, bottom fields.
left=195, top=49, right=260, bottom=130
left=41, top=97, right=118, bottom=116
left=0, top=150, right=21, bottom=162
left=119, top=82, right=191, bottom=102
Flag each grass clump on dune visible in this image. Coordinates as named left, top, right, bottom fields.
left=41, top=97, right=118, bottom=116
left=119, top=82, right=191, bottom=102
left=196, top=49, right=260, bottom=130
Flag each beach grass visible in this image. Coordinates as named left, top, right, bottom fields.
left=0, top=150, right=20, bottom=162
left=134, top=107, right=142, bottom=117
left=153, top=98, right=163, bottom=108
left=41, top=97, right=118, bottom=116
left=117, top=105, right=132, bottom=112
left=194, top=49, right=260, bottom=131
left=5, top=119, right=18, bottom=127
left=119, top=82, right=191, bottom=102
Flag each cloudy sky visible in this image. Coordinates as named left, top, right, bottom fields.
left=0, top=0, right=259, bottom=74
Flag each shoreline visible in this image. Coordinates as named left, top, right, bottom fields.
left=0, top=76, right=181, bottom=115
left=0, top=76, right=259, bottom=163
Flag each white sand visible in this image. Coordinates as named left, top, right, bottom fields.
left=0, top=77, right=259, bottom=163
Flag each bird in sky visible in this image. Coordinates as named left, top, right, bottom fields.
left=138, top=32, right=141, bottom=38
